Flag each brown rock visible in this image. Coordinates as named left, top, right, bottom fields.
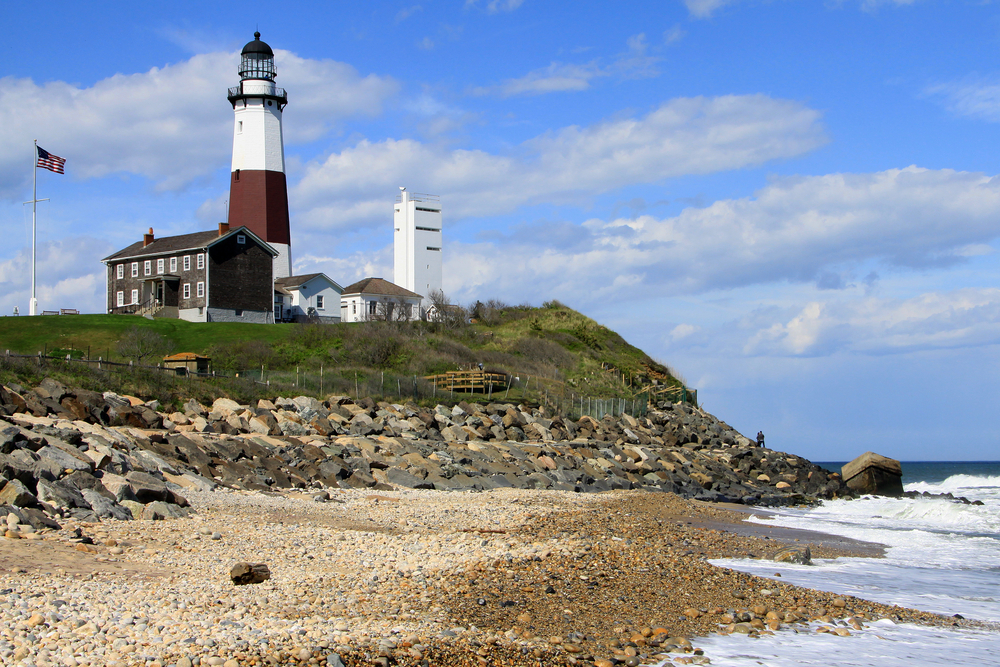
left=841, top=452, right=904, bottom=496
left=230, top=562, right=271, bottom=585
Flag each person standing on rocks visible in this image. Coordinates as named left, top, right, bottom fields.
left=756, top=431, right=765, bottom=447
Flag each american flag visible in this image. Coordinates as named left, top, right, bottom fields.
left=36, top=146, right=66, bottom=174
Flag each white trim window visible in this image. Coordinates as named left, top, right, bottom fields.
left=197, top=254, right=205, bottom=270
left=183, top=283, right=191, bottom=299
left=157, top=258, right=164, bottom=274
left=130, top=289, right=138, bottom=304
left=116, top=291, right=124, bottom=307
left=183, top=255, right=191, bottom=271
left=170, top=257, right=177, bottom=273
left=116, top=264, right=123, bottom=279
left=196, top=281, right=204, bottom=298
left=236, top=234, right=246, bottom=244
left=131, top=262, right=138, bottom=277
left=144, top=260, right=151, bottom=276
left=316, top=295, right=325, bottom=310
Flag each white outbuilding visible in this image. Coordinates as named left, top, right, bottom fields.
left=340, top=277, right=422, bottom=323
left=274, top=273, right=343, bottom=323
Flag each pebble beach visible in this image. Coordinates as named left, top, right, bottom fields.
left=0, top=487, right=966, bottom=667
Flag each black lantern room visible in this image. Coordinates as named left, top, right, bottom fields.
left=239, top=31, right=276, bottom=81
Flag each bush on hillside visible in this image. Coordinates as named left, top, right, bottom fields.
left=207, top=339, right=286, bottom=372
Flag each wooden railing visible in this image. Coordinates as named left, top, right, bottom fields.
left=423, top=370, right=509, bottom=393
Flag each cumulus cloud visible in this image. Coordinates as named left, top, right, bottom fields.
left=0, top=237, right=113, bottom=315
left=292, top=94, right=826, bottom=229
left=743, top=288, right=1000, bottom=356
left=0, top=51, right=397, bottom=199
left=425, top=166, right=1000, bottom=306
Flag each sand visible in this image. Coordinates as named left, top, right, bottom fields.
left=0, top=488, right=965, bottom=667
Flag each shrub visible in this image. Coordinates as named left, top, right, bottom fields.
left=116, top=326, right=174, bottom=364
left=511, top=337, right=574, bottom=368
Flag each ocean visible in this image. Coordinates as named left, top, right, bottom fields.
left=683, top=462, right=1000, bottom=666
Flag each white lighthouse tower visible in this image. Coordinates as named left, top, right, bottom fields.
left=227, top=32, right=292, bottom=279
left=393, top=187, right=442, bottom=318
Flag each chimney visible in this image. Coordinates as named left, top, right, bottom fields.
left=218, top=222, right=230, bottom=236
left=143, top=228, right=154, bottom=247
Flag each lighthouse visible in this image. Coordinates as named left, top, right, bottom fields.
left=227, top=32, right=292, bottom=279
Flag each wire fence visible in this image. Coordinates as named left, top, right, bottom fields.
left=3, top=350, right=685, bottom=419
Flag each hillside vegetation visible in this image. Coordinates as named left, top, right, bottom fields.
left=0, top=301, right=688, bottom=410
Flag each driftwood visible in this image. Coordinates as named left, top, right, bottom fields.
left=230, top=562, right=271, bottom=585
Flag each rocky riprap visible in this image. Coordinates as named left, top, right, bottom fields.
left=0, top=377, right=850, bottom=528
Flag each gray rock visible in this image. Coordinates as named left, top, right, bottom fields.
left=0, top=479, right=37, bottom=507
left=773, top=545, right=812, bottom=565
left=81, top=489, right=133, bottom=520
left=140, top=501, right=189, bottom=520
left=125, top=471, right=169, bottom=503
left=36, top=479, right=88, bottom=509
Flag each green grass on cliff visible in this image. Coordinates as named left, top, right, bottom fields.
left=0, top=302, right=686, bottom=407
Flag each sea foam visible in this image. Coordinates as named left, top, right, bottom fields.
left=699, top=471, right=1000, bottom=665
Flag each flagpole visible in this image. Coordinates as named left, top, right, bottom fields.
left=31, top=140, right=37, bottom=317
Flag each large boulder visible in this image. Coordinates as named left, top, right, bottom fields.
left=842, top=452, right=903, bottom=496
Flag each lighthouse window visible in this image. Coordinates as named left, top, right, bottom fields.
left=238, top=121, right=243, bottom=134
left=268, top=100, right=273, bottom=106
left=116, top=264, right=123, bottom=279
left=183, top=255, right=191, bottom=271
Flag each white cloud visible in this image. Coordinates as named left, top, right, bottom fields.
left=422, top=166, right=1000, bottom=309
left=292, top=94, right=826, bottom=229
left=670, top=323, right=701, bottom=340
left=472, top=33, right=659, bottom=97
left=0, top=237, right=113, bottom=316
left=743, top=288, right=1000, bottom=356
left=395, top=5, right=423, bottom=23
left=860, top=0, right=917, bottom=11
left=926, top=77, right=1000, bottom=123
left=418, top=36, right=435, bottom=50
left=473, top=61, right=604, bottom=96
left=0, top=51, right=397, bottom=199
left=465, top=0, right=525, bottom=12
left=664, top=25, right=686, bottom=45
left=684, top=0, right=918, bottom=19
left=683, top=0, right=739, bottom=19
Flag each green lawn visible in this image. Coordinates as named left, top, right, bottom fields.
left=0, top=314, right=292, bottom=360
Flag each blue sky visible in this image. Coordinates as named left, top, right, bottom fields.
left=3, top=0, right=1000, bottom=461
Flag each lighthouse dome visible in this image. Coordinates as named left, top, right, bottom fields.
left=241, top=32, right=274, bottom=57
left=239, top=31, right=276, bottom=81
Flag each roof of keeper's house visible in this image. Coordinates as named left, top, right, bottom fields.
left=341, top=277, right=422, bottom=299
left=102, top=226, right=277, bottom=262
left=274, top=273, right=343, bottom=291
